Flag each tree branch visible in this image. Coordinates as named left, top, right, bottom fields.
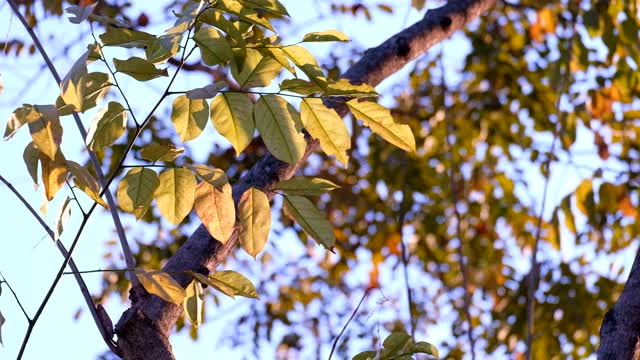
left=113, top=0, right=498, bottom=358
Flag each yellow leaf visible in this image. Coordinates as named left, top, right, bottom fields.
left=275, top=177, right=340, bottom=196
left=183, top=280, right=205, bottom=327
left=67, top=161, right=108, bottom=208
left=136, top=269, right=186, bottom=305
left=171, top=95, right=209, bottom=142
left=194, top=181, right=236, bottom=243
left=117, top=167, right=160, bottom=219
left=28, top=105, right=62, bottom=161
left=254, top=95, right=306, bottom=164
left=40, top=152, right=68, bottom=201
left=300, top=98, right=350, bottom=166
left=346, top=99, right=416, bottom=152
left=210, top=93, right=255, bottom=155
left=86, top=101, right=128, bottom=151
left=238, top=188, right=271, bottom=258
left=231, top=48, right=282, bottom=88
left=155, top=168, right=197, bottom=225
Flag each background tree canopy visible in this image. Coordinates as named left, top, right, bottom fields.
left=1, top=0, right=639, bottom=359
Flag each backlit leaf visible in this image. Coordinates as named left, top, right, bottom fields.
left=136, top=269, right=186, bottom=304
left=215, top=0, right=275, bottom=31
left=54, top=196, right=72, bottom=241
left=140, top=144, right=185, bottom=162
left=67, top=161, right=108, bottom=208
left=187, top=164, right=228, bottom=190
left=171, top=95, right=209, bottom=142
left=194, top=181, right=236, bottom=243
left=100, top=28, right=156, bottom=48
left=238, top=188, right=271, bottom=258
left=231, top=48, right=282, bottom=89
left=281, top=45, right=327, bottom=89
left=117, top=167, right=160, bottom=219
left=183, top=280, right=205, bottom=327
left=86, top=101, right=128, bottom=151
left=23, top=142, right=40, bottom=187
left=113, top=57, right=168, bottom=81
left=40, top=152, right=68, bottom=201
left=65, top=3, right=96, bottom=24
left=193, top=27, right=234, bottom=66
left=210, top=92, right=255, bottom=155
left=275, top=177, right=340, bottom=196
left=27, top=105, right=63, bottom=161
left=237, top=0, right=289, bottom=16
left=254, top=95, right=306, bottom=164
left=302, top=30, right=349, bottom=43
left=59, top=72, right=111, bottom=113
left=155, top=168, right=197, bottom=225
left=209, top=270, right=258, bottom=299
left=301, top=98, right=350, bottom=166
left=283, top=195, right=336, bottom=250
left=347, top=99, right=416, bottom=152
left=186, top=82, right=226, bottom=99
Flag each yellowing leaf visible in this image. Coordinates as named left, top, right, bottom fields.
left=171, top=95, right=209, bottom=142
left=238, top=188, right=271, bottom=258
left=275, top=177, right=340, bottom=196
left=59, top=72, right=111, bottom=113
left=113, top=57, right=168, bottom=81
left=187, top=164, right=228, bottom=190
left=136, top=269, right=186, bottom=305
left=210, top=93, right=255, bottom=155
left=54, top=197, right=72, bottom=241
left=208, top=270, right=259, bottom=299
left=216, top=0, right=275, bottom=31
left=183, top=280, right=205, bottom=327
left=237, top=0, right=289, bottom=16
left=117, top=167, right=160, bottom=219
left=4, top=104, right=41, bottom=140
left=140, top=143, right=185, bottom=162
left=100, top=28, right=156, bottom=48
left=155, top=168, right=197, bottom=225
left=301, top=98, right=350, bottom=166
left=302, top=30, right=349, bottom=43
left=86, top=101, right=128, bottom=151
left=254, top=95, right=306, bottom=164
left=575, top=179, right=594, bottom=216
left=145, top=33, right=183, bottom=64
left=24, top=105, right=62, bottom=161
left=283, top=195, right=336, bottom=250
left=193, top=27, right=234, bottom=66
left=258, top=47, right=295, bottom=74
left=231, top=48, right=282, bottom=89
left=40, top=152, right=68, bottom=201
left=194, top=181, right=236, bottom=243
left=326, top=79, right=378, bottom=97
left=67, top=161, right=108, bottom=208
left=279, top=79, right=321, bottom=95
left=23, top=142, right=40, bottom=187
left=346, top=99, right=416, bottom=152
left=281, top=45, right=327, bottom=89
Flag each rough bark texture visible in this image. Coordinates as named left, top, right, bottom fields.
left=598, top=248, right=640, bottom=359
left=114, top=0, right=497, bottom=358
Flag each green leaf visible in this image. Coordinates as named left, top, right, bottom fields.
left=254, top=95, right=306, bottom=164
left=145, top=33, right=183, bottom=64
left=136, top=269, right=186, bottom=305
left=67, top=161, right=108, bottom=208
left=59, top=71, right=111, bottom=113
left=155, top=168, right=197, bottom=225
left=412, top=341, right=438, bottom=358
left=187, top=164, right=228, bottom=190
left=86, top=101, right=128, bottom=151
left=279, top=79, right=320, bottom=95
left=237, top=0, right=289, bottom=16
left=215, top=0, right=275, bottom=31
left=210, top=93, right=255, bottom=155
left=117, top=168, right=160, bottom=219
left=231, top=48, right=282, bottom=89
left=258, top=47, right=295, bottom=74
left=193, top=27, right=234, bottom=66
left=346, top=99, right=416, bottom=152
left=283, top=195, right=336, bottom=250
left=381, top=332, right=412, bottom=357
left=171, top=95, right=209, bottom=142
left=100, top=28, right=156, bottom=48
left=186, top=82, right=226, bottom=99
left=54, top=197, right=72, bottom=241
left=23, top=142, right=40, bottom=187
left=113, top=57, right=168, bottom=81
left=302, top=30, right=349, bottom=42
left=199, top=9, right=246, bottom=45
left=281, top=45, right=327, bottom=89
left=352, top=351, right=377, bottom=360
left=275, top=177, right=340, bottom=196
left=65, top=3, right=96, bottom=24
left=300, top=98, right=350, bottom=166
left=208, top=270, right=259, bottom=299
left=183, top=280, right=205, bottom=327
left=27, top=105, right=62, bottom=161
left=140, top=144, right=185, bottom=162
left=238, top=188, right=271, bottom=258
left=194, top=181, right=236, bottom=243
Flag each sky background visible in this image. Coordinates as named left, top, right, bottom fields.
left=0, top=1, right=633, bottom=359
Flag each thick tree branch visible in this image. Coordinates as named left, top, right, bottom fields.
left=114, top=0, right=497, bottom=358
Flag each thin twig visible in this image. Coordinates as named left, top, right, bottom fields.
left=328, top=288, right=372, bottom=360
left=0, top=273, right=30, bottom=321
left=441, top=50, right=476, bottom=360
left=525, top=11, right=578, bottom=359
left=6, top=0, right=137, bottom=286
left=398, top=186, right=416, bottom=340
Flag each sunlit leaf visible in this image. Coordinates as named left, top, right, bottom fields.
left=210, top=92, right=255, bottom=154
left=113, top=57, right=168, bottom=81
left=86, top=101, right=128, bottom=151
left=67, top=161, right=108, bottom=208
left=100, top=28, right=156, bottom=48
left=254, top=95, right=306, bottom=164
left=186, top=82, right=226, bottom=99
left=187, top=164, right=228, bottom=190
left=65, top=3, right=97, bottom=24
left=302, top=30, right=349, bottom=43
left=40, top=152, right=68, bottom=201
left=215, top=0, right=275, bottom=31
left=117, top=167, right=160, bottom=219
left=275, top=177, right=340, bottom=196
left=281, top=45, right=327, bottom=89
left=27, top=105, right=62, bottom=161
left=23, top=142, right=40, bottom=187
left=140, top=144, right=185, bottom=162
left=145, top=33, right=183, bottom=64
left=194, top=181, right=235, bottom=243
left=54, top=196, right=72, bottom=241
left=155, top=168, right=197, bottom=225
left=4, top=105, right=44, bottom=140
left=136, top=269, right=186, bottom=305
left=193, top=27, right=234, bottom=66
left=238, top=188, right=271, bottom=258
left=237, top=0, right=289, bottom=16
left=301, top=98, right=350, bottom=166
left=171, top=95, right=209, bottom=142
left=208, top=270, right=259, bottom=299
left=347, top=99, right=415, bottom=152
left=183, top=280, right=205, bottom=327
left=59, top=72, right=111, bottom=113
left=283, top=195, right=335, bottom=250
left=231, top=48, right=282, bottom=89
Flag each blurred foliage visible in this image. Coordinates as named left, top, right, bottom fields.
left=5, top=0, right=640, bottom=359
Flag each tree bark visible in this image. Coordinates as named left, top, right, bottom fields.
left=598, top=247, right=640, bottom=359
left=114, top=0, right=498, bottom=358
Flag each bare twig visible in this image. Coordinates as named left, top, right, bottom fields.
left=328, top=288, right=372, bottom=360
left=398, top=186, right=416, bottom=339
left=0, top=273, right=30, bottom=321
